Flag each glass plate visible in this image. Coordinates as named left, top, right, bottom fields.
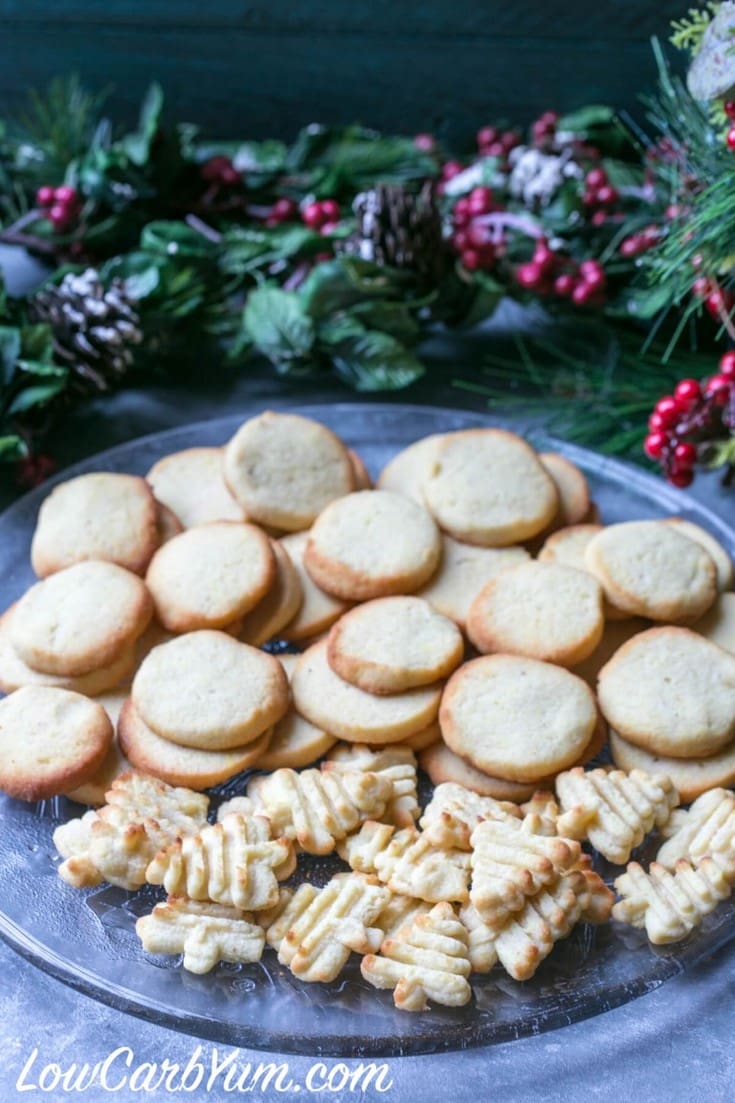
left=1, top=402, right=734, bottom=1058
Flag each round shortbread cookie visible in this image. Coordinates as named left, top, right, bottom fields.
left=420, top=716, right=606, bottom=800
left=291, top=639, right=442, bottom=744
left=10, top=562, right=153, bottom=677
left=118, top=698, right=271, bottom=789
left=31, top=472, right=159, bottom=579
left=376, top=434, right=444, bottom=503
left=538, top=524, right=630, bottom=620
left=65, top=687, right=131, bottom=805
left=258, top=710, right=336, bottom=771
left=0, top=606, right=136, bottom=695
left=609, top=728, right=735, bottom=803
left=327, top=596, right=464, bottom=694
left=571, top=616, right=651, bottom=686
left=0, top=686, right=113, bottom=801
left=304, top=490, right=441, bottom=601
left=695, top=592, right=735, bottom=655
left=145, top=521, right=276, bottom=633
left=466, top=561, right=604, bottom=667
left=440, top=654, right=598, bottom=782
left=155, top=501, right=184, bottom=544
left=583, top=520, right=717, bottom=623
left=665, top=517, right=734, bottom=592
left=240, top=541, right=303, bottom=646
left=598, top=626, right=735, bottom=758
left=422, top=429, right=558, bottom=547
left=279, top=532, right=350, bottom=640
left=223, top=411, right=355, bottom=532
left=418, top=535, right=530, bottom=631
left=539, top=453, right=591, bottom=528
left=348, top=449, right=373, bottom=490
left=147, top=447, right=246, bottom=528
left=132, top=630, right=290, bottom=750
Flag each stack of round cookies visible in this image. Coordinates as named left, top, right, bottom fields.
left=0, top=409, right=733, bottom=813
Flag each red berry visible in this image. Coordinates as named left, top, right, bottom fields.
left=218, top=164, right=240, bottom=186
left=414, top=132, right=436, bottom=152
left=320, top=221, right=339, bottom=235
left=453, top=230, right=469, bottom=252
left=571, top=281, right=596, bottom=306
left=442, top=160, right=464, bottom=180
left=467, top=222, right=494, bottom=249
left=516, top=262, right=544, bottom=289
left=319, top=199, right=340, bottom=221
left=644, top=432, right=668, bottom=459
left=673, top=441, right=697, bottom=466
left=585, top=168, right=608, bottom=190
left=302, top=202, right=325, bottom=229
left=706, top=289, right=734, bottom=317
left=461, top=249, right=482, bottom=271
left=54, top=184, right=78, bottom=205
left=719, top=351, right=735, bottom=378
left=727, top=127, right=735, bottom=151
left=596, top=184, right=619, bottom=206
left=705, top=374, right=732, bottom=403
left=485, top=141, right=506, bottom=158
left=673, top=378, right=702, bottom=410
left=468, top=186, right=494, bottom=216
left=583, top=189, right=599, bottom=208
left=272, top=197, right=298, bottom=221
left=35, top=185, right=55, bottom=207
left=500, top=130, right=520, bottom=152
left=620, top=236, right=643, bottom=258
left=726, top=101, right=735, bottom=120
left=533, top=244, right=556, bottom=274
left=48, top=204, right=72, bottom=230
left=591, top=211, right=607, bottom=227
left=654, top=395, right=679, bottom=425
left=669, top=467, right=694, bottom=488
left=553, top=273, right=576, bottom=297
left=648, top=411, right=669, bottom=432
left=201, top=155, right=230, bottom=181
left=476, top=126, right=498, bottom=148
left=692, top=276, right=712, bottom=298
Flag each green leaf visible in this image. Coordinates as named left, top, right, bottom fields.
left=348, top=301, right=422, bottom=344
left=449, top=272, right=504, bottom=329
left=140, top=221, right=219, bottom=260
left=8, top=379, right=66, bottom=414
left=20, top=323, right=55, bottom=363
left=243, top=287, right=315, bottom=363
left=16, top=358, right=68, bottom=379
left=327, top=329, right=425, bottom=391
left=121, top=83, right=164, bottom=166
left=300, top=258, right=410, bottom=317
left=233, top=140, right=288, bottom=174
left=0, top=435, right=27, bottom=461
left=557, top=105, right=617, bottom=132
left=0, top=326, right=21, bottom=386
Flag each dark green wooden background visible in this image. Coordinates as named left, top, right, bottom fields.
left=0, top=2, right=685, bottom=144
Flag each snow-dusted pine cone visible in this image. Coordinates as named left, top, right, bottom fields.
left=343, top=182, right=445, bottom=284
left=31, top=268, right=143, bottom=395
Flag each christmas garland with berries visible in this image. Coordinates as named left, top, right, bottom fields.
left=2, top=8, right=735, bottom=490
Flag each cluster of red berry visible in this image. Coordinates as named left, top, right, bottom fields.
left=200, top=156, right=241, bottom=188
left=530, top=110, right=560, bottom=148
left=644, top=352, right=735, bottom=486
left=264, top=198, right=299, bottom=227
left=582, top=167, right=619, bottom=227
left=301, top=199, right=341, bottom=234
left=691, top=273, right=735, bottom=321
left=475, top=125, right=521, bottom=161
left=515, top=240, right=607, bottom=307
left=35, top=184, right=81, bottom=233
left=451, top=187, right=500, bottom=271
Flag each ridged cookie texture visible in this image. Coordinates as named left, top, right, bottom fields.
left=324, top=743, right=420, bottom=827
left=304, top=490, right=442, bottom=601
left=136, top=896, right=265, bottom=973
left=440, top=655, right=598, bottom=783
left=339, top=820, right=472, bottom=903
left=597, top=627, right=735, bottom=758
left=421, top=429, right=559, bottom=546
left=609, top=728, right=735, bottom=803
left=223, top=410, right=355, bottom=531
left=613, top=858, right=734, bottom=944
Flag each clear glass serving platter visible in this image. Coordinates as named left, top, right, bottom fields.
left=0, top=402, right=734, bottom=1058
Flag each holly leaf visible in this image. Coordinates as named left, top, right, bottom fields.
left=140, top=221, right=219, bottom=260
left=326, top=328, right=424, bottom=391
left=0, top=326, right=21, bottom=386
left=121, top=83, right=164, bottom=167
left=243, top=286, right=315, bottom=364
left=7, top=379, right=67, bottom=414
left=348, top=300, right=422, bottom=344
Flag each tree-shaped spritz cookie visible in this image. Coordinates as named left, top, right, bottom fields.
left=136, top=896, right=265, bottom=974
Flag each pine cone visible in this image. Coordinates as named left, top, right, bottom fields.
left=30, top=269, right=143, bottom=395
left=343, top=182, right=445, bottom=285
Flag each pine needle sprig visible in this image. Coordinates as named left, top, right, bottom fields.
left=453, top=326, right=715, bottom=460
left=670, top=4, right=719, bottom=55
left=13, top=75, right=111, bottom=183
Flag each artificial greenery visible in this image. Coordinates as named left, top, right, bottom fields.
left=1, top=7, right=734, bottom=476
